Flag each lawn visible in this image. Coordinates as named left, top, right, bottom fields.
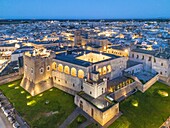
left=109, top=82, right=170, bottom=128
left=0, top=79, right=76, bottom=128
left=86, top=123, right=100, bottom=128
left=68, top=114, right=87, bottom=128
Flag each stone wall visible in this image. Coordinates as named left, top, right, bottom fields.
left=137, top=74, right=159, bottom=93
left=54, top=83, right=77, bottom=96
left=113, top=82, right=137, bottom=100
left=0, top=72, right=22, bottom=85
left=20, top=77, right=53, bottom=96
left=141, top=74, right=159, bottom=92
left=52, top=70, right=83, bottom=92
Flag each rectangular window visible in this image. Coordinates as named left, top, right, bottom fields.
left=142, top=55, right=144, bottom=60
left=136, top=55, right=139, bottom=59
left=154, top=58, right=156, bottom=63
left=148, top=57, right=152, bottom=61
left=132, top=54, right=134, bottom=58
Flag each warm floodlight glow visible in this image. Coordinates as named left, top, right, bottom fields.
left=131, top=99, right=138, bottom=107
left=27, top=100, right=36, bottom=106
left=8, top=84, right=15, bottom=88
left=26, top=95, right=31, bottom=99
left=14, top=86, right=19, bottom=89
left=158, top=90, right=168, bottom=97
left=96, top=104, right=104, bottom=109
left=124, top=49, right=128, bottom=53
left=21, top=91, right=25, bottom=94
left=49, top=89, right=53, bottom=91
left=39, top=94, right=43, bottom=97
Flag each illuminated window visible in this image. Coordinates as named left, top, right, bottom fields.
left=71, top=68, right=77, bottom=77
left=64, top=66, right=70, bottom=74
left=52, top=62, right=57, bottom=70
left=58, top=64, right=63, bottom=72
left=78, top=69, right=84, bottom=79
left=98, top=68, right=102, bottom=75
left=107, top=65, right=111, bottom=72
left=103, top=66, right=107, bottom=75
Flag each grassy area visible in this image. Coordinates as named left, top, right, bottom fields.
left=86, top=123, right=100, bottom=128
left=68, top=114, right=87, bottom=128
left=109, top=82, right=170, bottom=128
left=0, top=79, right=76, bottom=128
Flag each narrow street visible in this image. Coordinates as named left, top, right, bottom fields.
left=0, top=109, right=12, bottom=128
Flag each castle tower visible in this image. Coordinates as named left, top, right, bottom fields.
left=20, top=48, right=55, bottom=96
left=74, top=30, right=82, bottom=46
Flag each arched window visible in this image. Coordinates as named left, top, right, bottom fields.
left=58, top=64, right=63, bottom=72
left=107, top=65, right=111, bottom=72
left=78, top=69, right=84, bottom=79
left=103, top=66, right=107, bottom=75
left=52, top=62, right=57, bottom=70
left=31, top=68, right=34, bottom=74
left=64, top=66, right=70, bottom=74
left=71, top=68, right=77, bottom=77
left=39, top=67, right=44, bottom=74
left=98, top=68, right=102, bottom=75
left=47, top=65, right=50, bottom=71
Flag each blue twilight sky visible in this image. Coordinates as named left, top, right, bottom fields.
left=0, top=0, right=170, bottom=19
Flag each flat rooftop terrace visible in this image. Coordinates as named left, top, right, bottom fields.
left=77, top=91, right=116, bottom=112
left=55, top=50, right=120, bottom=67
left=76, top=52, right=111, bottom=63
left=134, top=71, right=157, bottom=84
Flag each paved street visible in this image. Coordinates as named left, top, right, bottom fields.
left=0, top=109, right=12, bottom=128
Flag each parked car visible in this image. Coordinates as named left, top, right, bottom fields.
left=1, top=106, right=6, bottom=112
left=12, top=121, right=20, bottom=128
left=4, top=109, right=11, bottom=117
left=0, top=102, right=5, bottom=107
left=0, top=96, right=7, bottom=101
left=0, top=101, right=10, bottom=107
left=8, top=116, right=15, bottom=124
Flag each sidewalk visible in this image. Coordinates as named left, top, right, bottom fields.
left=59, top=107, right=97, bottom=128
left=0, top=109, right=12, bottom=128
left=59, top=107, right=80, bottom=128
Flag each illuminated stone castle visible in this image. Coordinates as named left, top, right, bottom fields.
left=20, top=48, right=159, bottom=126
